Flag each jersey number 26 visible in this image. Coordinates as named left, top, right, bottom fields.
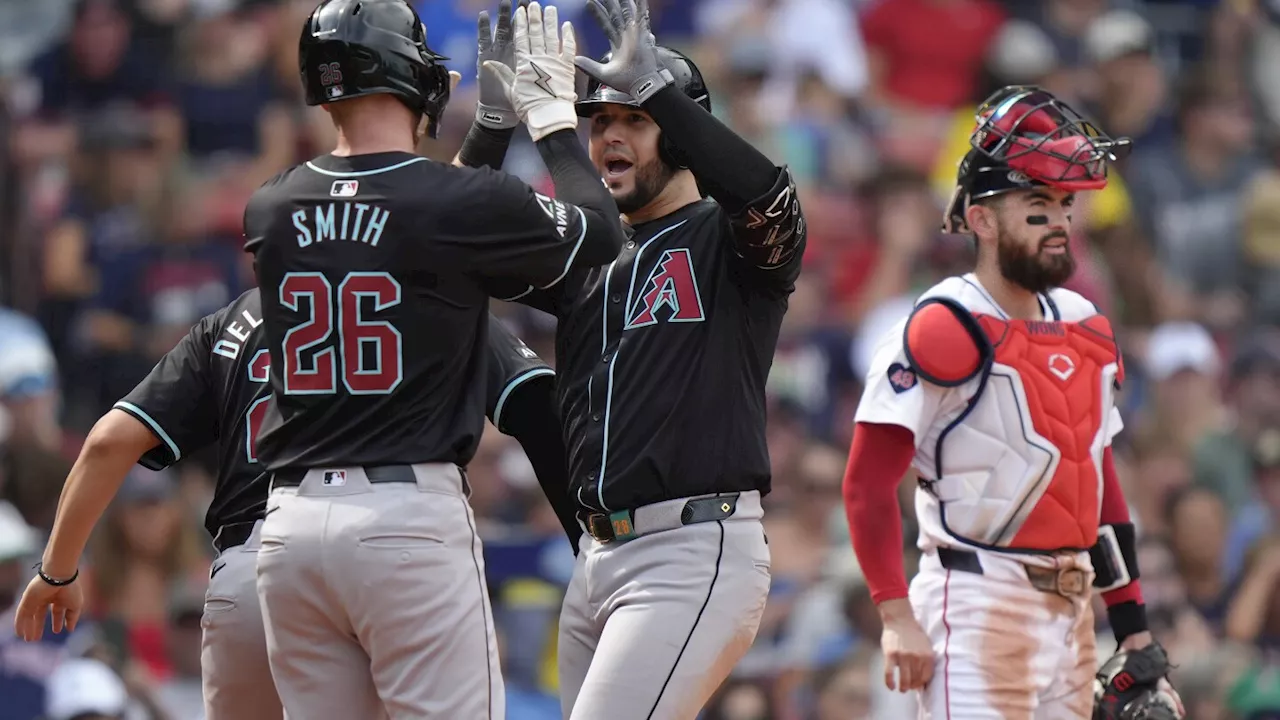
left=278, top=271, right=403, bottom=396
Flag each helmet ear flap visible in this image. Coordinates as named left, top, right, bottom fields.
left=417, top=62, right=452, bottom=138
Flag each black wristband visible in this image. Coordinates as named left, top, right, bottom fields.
left=457, top=123, right=515, bottom=171
left=1107, top=600, right=1148, bottom=644
left=34, top=562, right=79, bottom=587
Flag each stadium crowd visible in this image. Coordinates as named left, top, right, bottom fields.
left=0, top=0, right=1278, bottom=718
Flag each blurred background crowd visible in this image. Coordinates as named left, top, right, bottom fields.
left=0, top=0, right=1278, bottom=718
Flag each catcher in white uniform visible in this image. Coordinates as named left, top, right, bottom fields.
left=841, top=86, right=1184, bottom=719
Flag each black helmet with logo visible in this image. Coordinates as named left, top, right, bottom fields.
left=575, top=46, right=710, bottom=169
left=299, top=0, right=452, bottom=137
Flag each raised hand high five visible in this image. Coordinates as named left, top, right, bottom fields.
left=481, top=2, right=578, bottom=142
left=574, top=0, right=673, bottom=103
left=476, top=0, right=524, bottom=130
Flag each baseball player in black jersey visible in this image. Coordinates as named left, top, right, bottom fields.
left=482, top=0, right=807, bottom=715
left=241, top=1, right=620, bottom=717
left=11, top=285, right=575, bottom=719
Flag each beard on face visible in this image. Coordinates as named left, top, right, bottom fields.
left=996, top=224, right=1076, bottom=294
left=613, top=155, right=676, bottom=216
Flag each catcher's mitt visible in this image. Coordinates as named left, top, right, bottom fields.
left=1092, top=643, right=1183, bottom=720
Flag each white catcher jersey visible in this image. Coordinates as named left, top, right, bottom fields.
left=855, top=274, right=1124, bottom=565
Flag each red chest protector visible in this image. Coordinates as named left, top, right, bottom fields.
left=904, top=297, right=1124, bottom=551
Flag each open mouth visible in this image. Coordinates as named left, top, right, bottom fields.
left=1041, top=237, right=1068, bottom=255
left=605, top=158, right=633, bottom=178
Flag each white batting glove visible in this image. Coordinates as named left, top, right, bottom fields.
left=481, top=1, right=578, bottom=142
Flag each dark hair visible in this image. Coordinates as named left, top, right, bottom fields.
left=1161, top=483, right=1223, bottom=531
left=1174, top=69, right=1242, bottom=129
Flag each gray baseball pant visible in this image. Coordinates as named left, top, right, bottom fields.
left=255, top=464, right=503, bottom=720
left=557, top=491, right=772, bottom=720
left=202, top=520, right=283, bottom=720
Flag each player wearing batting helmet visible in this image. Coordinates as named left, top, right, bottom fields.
left=482, top=0, right=807, bottom=716
left=238, top=0, right=621, bottom=717
left=841, top=85, right=1184, bottom=719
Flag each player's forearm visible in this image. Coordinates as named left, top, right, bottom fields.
left=41, top=409, right=159, bottom=577
left=535, top=129, right=624, bottom=266
left=1097, top=446, right=1149, bottom=643
left=843, top=421, right=916, bottom=605
left=453, top=122, right=516, bottom=170
left=641, top=85, right=778, bottom=213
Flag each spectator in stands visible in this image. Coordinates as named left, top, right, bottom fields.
left=858, top=0, right=1005, bottom=168
left=85, top=468, right=206, bottom=683
left=1165, top=486, right=1234, bottom=630
left=13, top=0, right=178, bottom=169
left=810, top=648, right=874, bottom=720
left=1194, top=332, right=1280, bottom=517
left=1126, top=72, right=1260, bottom=330
left=0, top=307, right=61, bottom=450
left=702, top=677, right=775, bottom=720
left=43, top=657, right=130, bottom=720
left=41, top=105, right=164, bottom=427
left=1226, top=534, right=1280, bottom=657
left=1130, top=536, right=1217, bottom=660
left=170, top=3, right=294, bottom=186
left=0, top=500, right=97, bottom=720
left=1084, top=9, right=1175, bottom=150
left=1139, top=320, right=1227, bottom=455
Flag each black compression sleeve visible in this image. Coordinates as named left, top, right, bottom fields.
left=457, top=123, right=516, bottom=171
left=535, top=129, right=624, bottom=266
left=642, top=85, right=779, bottom=213
left=499, top=376, right=583, bottom=553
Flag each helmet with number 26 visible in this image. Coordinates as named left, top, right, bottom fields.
left=298, top=0, right=453, bottom=138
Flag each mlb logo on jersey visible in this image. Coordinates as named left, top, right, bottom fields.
left=330, top=180, right=359, bottom=198
left=322, top=470, right=347, bottom=486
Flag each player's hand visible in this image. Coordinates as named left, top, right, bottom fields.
left=574, top=0, right=672, bottom=104
left=481, top=2, right=578, bottom=142
left=475, top=0, right=523, bottom=129
left=880, top=605, right=934, bottom=692
left=13, top=572, right=84, bottom=641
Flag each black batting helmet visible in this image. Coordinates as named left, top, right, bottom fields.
left=944, top=85, right=1131, bottom=233
left=299, top=0, right=452, bottom=138
left=576, top=46, right=710, bottom=169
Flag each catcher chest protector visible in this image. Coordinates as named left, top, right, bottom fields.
left=575, top=46, right=711, bottom=169
left=299, top=0, right=453, bottom=138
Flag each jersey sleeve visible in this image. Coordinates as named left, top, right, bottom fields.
left=114, top=315, right=221, bottom=470
left=435, top=166, right=591, bottom=290
left=853, top=318, right=950, bottom=441
left=484, top=315, right=555, bottom=434
left=724, top=166, right=807, bottom=292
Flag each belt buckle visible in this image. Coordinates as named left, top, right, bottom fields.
left=1055, top=567, right=1088, bottom=597
left=586, top=514, right=615, bottom=543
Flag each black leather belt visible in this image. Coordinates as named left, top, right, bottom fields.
left=581, top=494, right=740, bottom=544
left=271, top=464, right=419, bottom=488
left=937, top=547, right=1090, bottom=597
left=213, top=521, right=257, bottom=553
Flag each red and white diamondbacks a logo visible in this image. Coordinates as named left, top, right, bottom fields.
left=625, top=248, right=706, bottom=329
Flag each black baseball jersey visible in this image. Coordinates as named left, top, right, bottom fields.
left=117, top=286, right=558, bottom=536
left=242, top=151, right=590, bottom=471
left=115, top=289, right=271, bottom=537
left=495, top=169, right=806, bottom=511
left=486, top=314, right=554, bottom=435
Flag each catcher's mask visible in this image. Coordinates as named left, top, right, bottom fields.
left=944, top=86, right=1132, bottom=234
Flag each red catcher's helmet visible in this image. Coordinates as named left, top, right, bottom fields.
left=943, top=86, right=1132, bottom=233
